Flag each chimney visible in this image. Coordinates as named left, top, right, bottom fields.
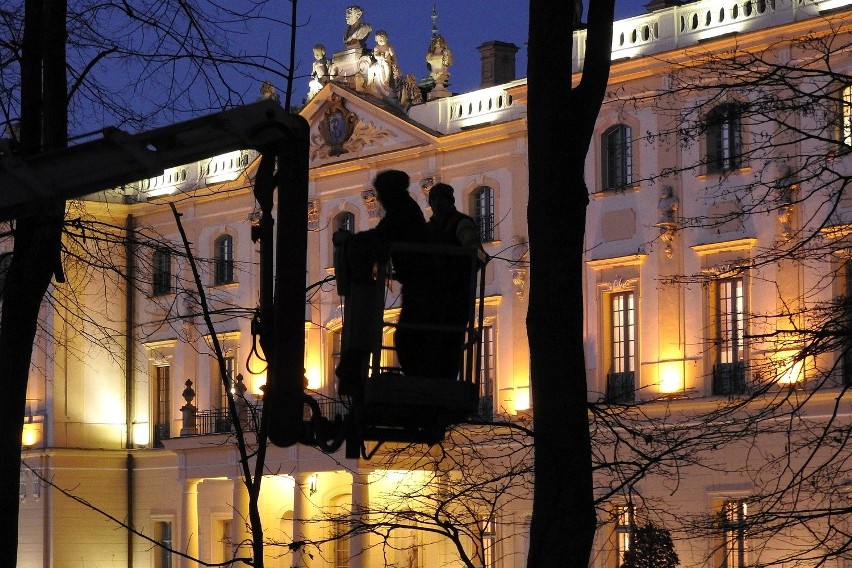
left=477, top=41, right=519, bottom=88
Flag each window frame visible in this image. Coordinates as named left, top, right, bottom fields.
left=214, top=234, right=235, bottom=286
left=479, top=324, right=496, bottom=419
left=614, top=504, right=635, bottom=567
left=705, top=103, right=743, bottom=174
left=154, top=365, right=171, bottom=447
left=153, top=519, right=174, bottom=568
left=601, top=123, right=634, bottom=191
left=607, top=290, right=636, bottom=403
left=471, top=186, right=496, bottom=243
left=712, top=277, right=747, bottom=395
left=721, top=499, right=748, bottom=568
left=152, top=247, right=172, bottom=296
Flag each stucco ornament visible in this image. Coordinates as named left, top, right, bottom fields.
left=316, top=93, right=357, bottom=157
left=311, top=95, right=395, bottom=161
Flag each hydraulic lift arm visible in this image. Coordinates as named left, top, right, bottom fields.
left=0, top=99, right=302, bottom=221
left=0, top=99, right=311, bottom=448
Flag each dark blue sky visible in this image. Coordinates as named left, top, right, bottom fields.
left=292, top=1, right=651, bottom=97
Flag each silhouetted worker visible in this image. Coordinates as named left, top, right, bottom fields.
left=426, top=183, right=486, bottom=379
left=334, top=170, right=427, bottom=393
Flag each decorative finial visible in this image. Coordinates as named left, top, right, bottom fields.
left=431, top=4, right=438, bottom=39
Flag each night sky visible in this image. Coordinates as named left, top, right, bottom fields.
left=289, top=1, right=652, bottom=97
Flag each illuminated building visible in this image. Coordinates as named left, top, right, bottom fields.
left=14, top=1, right=852, bottom=566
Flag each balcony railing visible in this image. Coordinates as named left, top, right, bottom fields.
left=713, top=361, right=746, bottom=395
left=197, top=409, right=234, bottom=435
left=606, top=371, right=635, bottom=404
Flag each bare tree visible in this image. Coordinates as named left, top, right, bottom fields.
left=0, top=1, right=302, bottom=565
left=526, top=1, right=616, bottom=564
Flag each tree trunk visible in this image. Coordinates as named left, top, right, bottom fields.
left=526, top=2, right=614, bottom=565
left=0, top=1, right=66, bottom=563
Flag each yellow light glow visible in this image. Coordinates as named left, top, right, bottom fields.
left=305, top=366, right=321, bottom=391
left=251, top=372, right=267, bottom=396
left=514, top=386, right=530, bottom=412
left=659, top=361, right=683, bottom=394
left=777, top=357, right=804, bottom=385
left=133, top=422, right=150, bottom=446
left=22, top=423, right=41, bottom=447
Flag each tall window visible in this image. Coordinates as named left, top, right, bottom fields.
left=615, top=504, right=634, bottom=567
left=601, top=124, right=633, bottom=190
left=154, top=365, right=170, bottom=447
left=481, top=518, right=495, bottom=568
left=330, top=329, right=343, bottom=389
left=214, top=234, right=234, bottom=285
left=216, top=355, right=235, bottom=410
left=154, top=520, right=173, bottom=568
left=607, top=291, right=636, bottom=403
left=840, top=84, right=852, bottom=148
left=472, top=186, right=495, bottom=242
left=331, top=495, right=351, bottom=568
left=152, top=248, right=172, bottom=295
left=706, top=103, right=743, bottom=173
left=713, top=278, right=746, bottom=395
left=479, top=325, right=496, bottom=419
left=721, top=499, right=748, bottom=568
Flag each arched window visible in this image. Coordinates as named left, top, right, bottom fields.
left=601, top=124, right=633, bottom=190
left=335, top=211, right=355, bottom=233
left=471, top=186, right=495, bottom=242
left=152, top=247, right=172, bottom=295
left=214, top=234, right=235, bottom=285
left=706, top=103, right=743, bottom=173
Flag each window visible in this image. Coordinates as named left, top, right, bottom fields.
left=721, top=499, right=748, bottom=568
left=479, top=325, right=496, bottom=419
left=215, top=518, right=232, bottom=563
left=214, top=234, right=234, bottom=285
left=154, top=365, right=171, bottom=447
left=706, top=103, right=743, bottom=173
left=154, top=520, right=174, bottom=568
left=839, top=84, right=852, bottom=148
left=216, top=355, right=235, bottom=410
left=152, top=248, right=172, bottom=295
left=712, top=278, right=746, bottom=395
left=601, top=124, right=633, bottom=190
left=336, top=211, right=355, bottom=233
left=615, top=504, right=634, bottom=566
left=607, top=291, right=636, bottom=403
left=381, top=327, right=400, bottom=371
left=330, top=328, right=343, bottom=389
left=480, top=517, right=495, bottom=568
left=472, top=186, right=495, bottom=242
left=331, top=496, right=350, bottom=568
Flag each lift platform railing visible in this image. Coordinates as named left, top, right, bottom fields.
left=333, top=236, right=487, bottom=457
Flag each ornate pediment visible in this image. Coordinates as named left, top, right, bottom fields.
left=303, top=85, right=436, bottom=165
left=310, top=93, right=397, bottom=162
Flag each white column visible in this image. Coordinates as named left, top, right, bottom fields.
left=349, top=469, right=370, bottom=568
left=180, top=478, right=200, bottom=568
left=292, top=472, right=313, bottom=568
left=232, top=475, right=251, bottom=561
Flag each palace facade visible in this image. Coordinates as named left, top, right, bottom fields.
left=14, top=0, right=852, bottom=567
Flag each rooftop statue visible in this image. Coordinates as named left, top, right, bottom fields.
left=308, top=44, right=330, bottom=99
left=364, top=30, right=401, bottom=99
left=426, top=35, right=453, bottom=98
left=343, top=5, right=372, bottom=51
